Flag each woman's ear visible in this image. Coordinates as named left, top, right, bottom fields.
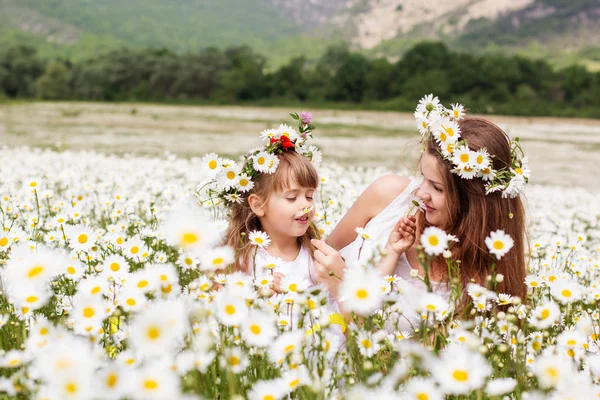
left=248, top=194, right=265, bottom=217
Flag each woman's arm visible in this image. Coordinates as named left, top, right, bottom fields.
left=326, top=174, right=411, bottom=250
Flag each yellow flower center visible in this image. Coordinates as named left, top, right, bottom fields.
left=226, top=171, right=236, bottom=180
left=0, top=237, right=8, bottom=247
left=225, top=305, right=236, bottom=315
left=361, top=339, right=372, bottom=348
left=144, top=379, right=158, bottom=390
left=428, top=236, right=439, bottom=246
left=289, top=378, right=300, bottom=388
left=493, top=240, right=504, bottom=250
left=212, top=257, right=224, bottom=266
left=27, top=265, right=44, bottom=278
left=25, top=296, right=38, bottom=303
left=561, top=289, right=572, bottom=298
left=356, top=289, right=368, bottom=299
left=417, top=394, right=429, bottom=400
left=106, top=373, right=118, bottom=388
left=452, top=370, right=469, bottom=382
left=126, top=298, right=136, bottom=306
left=67, top=266, right=76, bottom=275
left=83, top=307, right=95, bottom=318
left=540, top=309, right=550, bottom=319
left=240, top=179, right=249, bottom=187
left=137, top=280, right=148, bottom=288
left=250, top=325, right=261, bottom=335
left=130, top=246, right=139, bottom=254
left=78, top=234, right=88, bottom=244
left=147, top=326, right=160, bottom=340
left=208, top=160, right=218, bottom=169
left=460, top=154, right=469, bottom=163
left=477, top=155, right=483, bottom=164
left=65, top=382, right=78, bottom=393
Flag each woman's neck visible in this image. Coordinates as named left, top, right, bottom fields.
left=262, top=232, right=300, bottom=262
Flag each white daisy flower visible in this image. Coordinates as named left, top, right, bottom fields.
left=529, top=301, right=561, bottom=329
left=525, top=274, right=543, bottom=288
left=416, top=94, right=440, bottom=115
left=65, top=224, right=97, bottom=253
left=127, top=366, right=180, bottom=400
left=213, top=290, right=247, bottom=327
left=450, top=103, right=465, bottom=120
left=248, top=230, right=271, bottom=248
left=260, top=128, right=278, bottom=141
left=268, top=330, right=304, bottom=365
left=200, top=152, right=222, bottom=175
left=478, top=166, right=497, bottom=181
left=430, top=343, right=491, bottom=395
left=550, top=279, right=582, bottom=304
left=513, top=156, right=531, bottom=179
left=473, top=149, right=491, bottom=171
left=404, top=377, right=443, bottom=400
left=129, top=300, right=187, bottom=359
left=502, top=174, right=526, bottom=199
left=276, top=124, right=298, bottom=141
left=248, top=380, right=287, bottom=400
left=241, top=310, right=277, bottom=348
left=162, top=203, right=220, bottom=253
left=420, top=226, right=449, bottom=256
left=455, top=165, right=478, bottom=180
left=452, top=145, right=475, bottom=169
left=219, top=166, right=240, bottom=189
left=236, top=173, right=254, bottom=192
left=355, top=227, right=374, bottom=241
left=357, top=330, right=380, bottom=357
left=200, top=246, right=235, bottom=271
left=339, top=267, right=383, bottom=315
left=252, top=151, right=271, bottom=173
left=532, top=354, right=573, bottom=389
left=420, top=292, right=450, bottom=318
left=264, top=154, right=280, bottom=174
left=485, top=230, right=514, bottom=259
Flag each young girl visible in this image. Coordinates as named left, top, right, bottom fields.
left=222, top=141, right=346, bottom=345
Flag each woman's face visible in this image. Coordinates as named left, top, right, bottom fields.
left=416, top=152, right=449, bottom=228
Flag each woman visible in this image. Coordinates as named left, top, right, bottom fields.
left=311, top=97, right=528, bottom=328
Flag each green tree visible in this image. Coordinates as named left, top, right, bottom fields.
left=0, top=46, right=44, bottom=97
left=36, top=61, right=71, bottom=99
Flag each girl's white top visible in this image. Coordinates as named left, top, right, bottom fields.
left=253, top=245, right=346, bottom=347
left=339, top=178, right=450, bottom=331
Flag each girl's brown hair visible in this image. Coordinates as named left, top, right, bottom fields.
left=417, top=117, right=528, bottom=303
left=224, top=151, right=319, bottom=273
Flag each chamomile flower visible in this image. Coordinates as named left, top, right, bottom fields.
left=200, top=152, right=222, bottom=175
left=452, top=145, right=475, bottom=169
left=248, top=380, right=287, bottom=400
left=128, top=366, right=180, bottom=400
left=101, top=254, right=129, bottom=282
left=241, top=310, right=277, bottom=347
left=213, top=290, right=247, bottom=327
left=450, top=103, right=465, bottom=120
left=355, top=227, right=373, bottom=240
left=129, top=300, right=187, bottom=359
left=550, top=279, right=582, bottom=304
left=485, top=230, right=514, bottom=259
left=200, top=246, right=235, bottom=271
left=249, top=230, right=271, bottom=248
left=357, top=330, right=380, bottom=357
left=277, top=124, right=298, bottom=141
left=416, top=94, right=440, bottom=115
left=529, top=301, right=561, bottom=329
left=420, top=226, right=449, bottom=256
left=532, top=354, right=573, bottom=389
left=456, top=165, right=478, bottom=180
left=252, top=151, right=271, bottom=173
left=339, top=267, right=383, bottom=315
left=403, top=377, right=443, bottom=400
left=236, top=173, right=254, bottom=192
left=431, top=343, right=491, bottom=394
left=485, top=378, right=517, bottom=396
left=264, top=154, right=280, bottom=174
left=162, top=203, right=220, bottom=252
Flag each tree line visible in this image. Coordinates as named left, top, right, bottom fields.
left=0, top=42, right=598, bottom=118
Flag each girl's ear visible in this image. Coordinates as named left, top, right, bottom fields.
left=248, top=194, right=265, bottom=217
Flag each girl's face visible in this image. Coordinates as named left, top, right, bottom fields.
left=259, top=182, right=316, bottom=240
left=416, top=152, right=449, bottom=228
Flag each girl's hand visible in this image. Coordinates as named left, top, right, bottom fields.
left=270, top=272, right=285, bottom=294
left=311, top=239, right=347, bottom=299
left=386, top=215, right=416, bottom=256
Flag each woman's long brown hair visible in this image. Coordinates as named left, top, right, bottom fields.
left=224, top=151, right=319, bottom=274
left=417, top=117, right=528, bottom=305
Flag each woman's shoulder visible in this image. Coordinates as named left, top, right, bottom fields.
left=366, top=174, right=412, bottom=208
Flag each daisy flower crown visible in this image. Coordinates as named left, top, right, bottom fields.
left=414, top=94, right=530, bottom=199
left=198, top=112, right=321, bottom=206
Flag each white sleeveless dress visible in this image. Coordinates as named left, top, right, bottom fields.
left=339, top=178, right=450, bottom=331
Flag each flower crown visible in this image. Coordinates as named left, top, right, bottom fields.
left=414, top=94, right=530, bottom=199
left=197, top=112, right=321, bottom=206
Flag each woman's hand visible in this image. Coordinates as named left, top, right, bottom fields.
left=311, top=239, right=347, bottom=299
left=385, top=215, right=416, bottom=256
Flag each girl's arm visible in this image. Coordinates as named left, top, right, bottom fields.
left=326, top=174, right=411, bottom=250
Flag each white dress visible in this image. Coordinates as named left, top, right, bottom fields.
left=339, top=178, right=450, bottom=331
left=252, top=246, right=346, bottom=346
